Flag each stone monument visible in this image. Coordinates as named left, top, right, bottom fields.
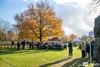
left=94, top=16, right=100, bottom=66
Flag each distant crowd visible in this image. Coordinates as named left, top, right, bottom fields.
left=11, top=40, right=95, bottom=59
left=11, top=40, right=68, bottom=50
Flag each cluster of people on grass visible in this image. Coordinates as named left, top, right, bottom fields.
left=11, top=40, right=95, bottom=60
left=11, top=40, right=68, bottom=50
left=80, top=40, right=95, bottom=59
left=67, top=40, right=95, bottom=60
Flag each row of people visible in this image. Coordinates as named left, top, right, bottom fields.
left=12, top=41, right=67, bottom=50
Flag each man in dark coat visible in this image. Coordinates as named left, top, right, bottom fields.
left=68, top=41, right=73, bottom=56
left=86, top=41, right=90, bottom=58
left=86, top=41, right=94, bottom=59
left=17, top=41, right=20, bottom=50
left=37, top=42, right=40, bottom=50
left=90, top=40, right=94, bottom=59
left=11, top=41, right=14, bottom=48
left=21, top=40, right=26, bottom=50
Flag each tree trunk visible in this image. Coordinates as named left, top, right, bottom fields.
left=39, top=28, right=42, bottom=42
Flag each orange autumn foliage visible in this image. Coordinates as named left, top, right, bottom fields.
left=15, top=1, right=63, bottom=41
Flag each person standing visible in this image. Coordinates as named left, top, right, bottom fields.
left=11, top=41, right=14, bottom=48
left=32, top=41, right=34, bottom=49
left=90, top=40, right=94, bottom=59
left=86, top=41, right=94, bottom=59
left=86, top=41, right=90, bottom=58
left=21, top=40, right=26, bottom=50
left=68, top=41, right=73, bottom=56
left=17, top=41, right=20, bottom=50
left=37, top=42, right=40, bottom=50
left=80, top=41, right=86, bottom=58
left=45, top=42, right=48, bottom=50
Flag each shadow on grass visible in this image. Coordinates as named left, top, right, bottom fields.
left=0, top=48, right=65, bottom=55
left=0, top=48, right=47, bottom=55
left=62, top=57, right=89, bottom=67
left=39, top=57, right=71, bottom=67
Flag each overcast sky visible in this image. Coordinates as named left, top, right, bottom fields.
left=0, top=0, right=99, bottom=36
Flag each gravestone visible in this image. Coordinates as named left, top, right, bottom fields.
left=94, top=16, right=100, bottom=66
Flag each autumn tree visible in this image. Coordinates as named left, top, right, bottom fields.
left=15, top=0, right=63, bottom=42
left=61, top=34, right=77, bottom=42
left=68, top=34, right=77, bottom=41
left=61, top=35, right=69, bottom=42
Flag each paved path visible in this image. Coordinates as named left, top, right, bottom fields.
left=50, top=57, right=81, bottom=67
left=39, top=57, right=82, bottom=67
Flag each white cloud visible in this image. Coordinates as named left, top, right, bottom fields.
left=54, top=0, right=91, bottom=8
left=62, top=26, right=75, bottom=35
left=54, top=2, right=93, bottom=36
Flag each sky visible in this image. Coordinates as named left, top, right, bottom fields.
left=0, top=0, right=99, bottom=36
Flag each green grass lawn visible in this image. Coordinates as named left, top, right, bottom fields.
left=0, top=47, right=93, bottom=67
